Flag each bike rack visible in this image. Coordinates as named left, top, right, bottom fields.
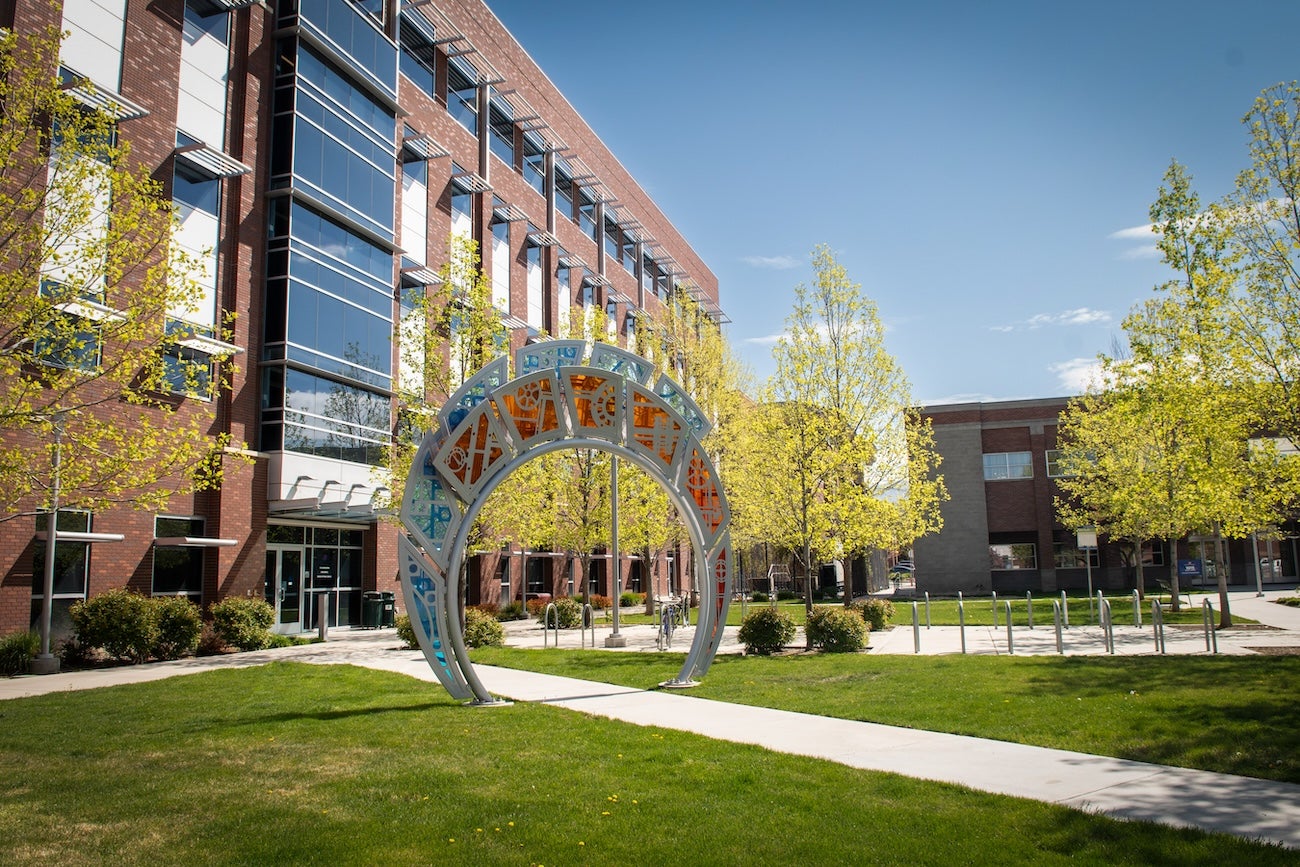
left=543, top=603, right=558, bottom=649
left=1202, top=598, right=1218, bottom=654
left=1052, top=600, right=1064, bottom=654
left=1151, top=599, right=1166, bottom=654
left=1132, top=589, right=1142, bottom=627
left=580, top=603, right=595, bottom=648
left=1101, top=597, right=1115, bottom=654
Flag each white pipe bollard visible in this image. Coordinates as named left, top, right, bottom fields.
left=1202, top=599, right=1219, bottom=654
left=1132, top=589, right=1142, bottom=627
left=958, top=599, right=967, bottom=654
left=924, top=592, right=931, bottom=629
left=912, top=602, right=921, bottom=654
left=1061, top=591, right=1070, bottom=628
left=992, top=591, right=998, bottom=628
left=1005, top=600, right=1014, bottom=654
left=1026, top=591, right=1034, bottom=630
left=581, top=603, right=595, bottom=648
left=1052, top=600, right=1064, bottom=653
left=317, top=592, right=328, bottom=642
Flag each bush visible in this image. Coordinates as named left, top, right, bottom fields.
left=855, top=598, right=895, bottom=632
left=589, top=594, right=612, bottom=610
left=542, top=596, right=582, bottom=629
left=70, top=588, right=157, bottom=663
left=196, top=626, right=227, bottom=657
left=525, top=598, right=548, bottom=617
left=738, top=607, right=795, bottom=655
left=619, top=591, right=644, bottom=608
left=0, top=630, right=39, bottom=676
left=498, top=601, right=527, bottom=621
left=805, top=605, right=868, bottom=653
left=463, top=607, right=505, bottom=648
left=210, top=596, right=274, bottom=652
left=58, top=636, right=95, bottom=668
left=395, top=614, right=418, bottom=649
left=151, top=596, right=203, bottom=660
left=776, top=589, right=798, bottom=601
left=751, top=591, right=769, bottom=603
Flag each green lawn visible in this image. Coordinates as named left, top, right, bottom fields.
left=599, top=592, right=1226, bottom=628
left=472, top=648, right=1300, bottom=783
left=0, top=662, right=1289, bottom=865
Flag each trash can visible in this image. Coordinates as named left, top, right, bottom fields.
left=380, top=591, right=396, bottom=627
left=362, top=591, right=383, bottom=629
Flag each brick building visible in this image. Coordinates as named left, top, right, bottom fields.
left=0, top=0, right=721, bottom=640
left=912, top=398, right=1297, bottom=596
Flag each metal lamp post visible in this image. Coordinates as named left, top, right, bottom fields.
left=33, top=414, right=65, bottom=675
left=1077, top=527, right=1097, bottom=626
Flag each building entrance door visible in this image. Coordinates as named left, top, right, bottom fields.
left=265, top=546, right=305, bottom=633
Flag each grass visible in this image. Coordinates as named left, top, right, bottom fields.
left=0, top=662, right=1289, bottom=865
left=471, top=648, right=1300, bottom=783
left=598, top=592, right=1231, bottom=628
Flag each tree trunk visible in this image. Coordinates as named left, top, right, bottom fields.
left=1215, top=528, right=1233, bottom=628
left=803, top=540, right=814, bottom=650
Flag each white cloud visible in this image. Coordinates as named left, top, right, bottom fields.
left=744, top=332, right=786, bottom=346
left=1108, top=224, right=1157, bottom=241
left=992, top=308, right=1112, bottom=332
left=741, top=254, right=802, bottom=270
left=1050, top=358, right=1104, bottom=392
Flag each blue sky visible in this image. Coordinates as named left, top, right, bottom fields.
left=485, top=0, right=1300, bottom=405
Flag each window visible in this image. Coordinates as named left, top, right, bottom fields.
left=1053, top=544, right=1099, bottom=569
left=304, top=526, right=364, bottom=627
left=446, top=56, right=478, bottom=136
left=161, top=342, right=214, bottom=397
left=397, top=10, right=436, bottom=96
left=487, top=90, right=514, bottom=167
left=260, top=366, right=391, bottom=466
left=36, top=310, right=101, bottom=371
left=153, top=516, right=205, bottom=599
left=1141, top=540, right=1165, bottom=567
left=31, top=510, right=91, bottom=637
left=983, top=451, right=1033, bottom=480
left=989, top=543, right=1037, bottom=570
left=491, top=220, right=510, bottom=311
left=1045, top=449, right=1065, bottom=478
left=554, top=160, right=574, bottom=222
left=577, top=190, right=596, bottom=240
left=526, top=242, right=542, bottom=330
left=522, top=133, right=545, bottom=195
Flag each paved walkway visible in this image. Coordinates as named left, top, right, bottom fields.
left=3, top=588, right=1299, bottom=849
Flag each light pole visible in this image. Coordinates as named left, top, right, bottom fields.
left=1077, top=527, right=1097, bottom=626
left=605, top=455, right=626, bottom=647
left=33, top=413, right=65, bottom=675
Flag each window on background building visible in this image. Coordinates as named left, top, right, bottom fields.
left=522, top=133, right=545, bottom=195
left=302, top=526, right=364, bottom=627
left=621, top=236, right=636, bottom=274
left=603, top=215, right=620, bottom=262
left=525, top=242, right=542, bottom=330
left=556, top=261, right=571, bottom=335
left=400, top=146, right=428, bottom=264
left=989, top=543, right=1037, bottom=570
left=487, top=90, right=514, bottom=167
left=261, top=366, right=391, bottom=465
left=554, top=160, right=574, bottom=221
left=446, top=56, right=478, bottom=136
left=983, top=451, right=1033, bottom=480
left=491, top=220, right=510, bottom=311
left=397, top=9, right=436, bottom=97
left=35, top=305, right=101, bottom=372
left=1052, top=543, right=1099, bottom=569
left=450, top=169, right=474, bottom=240
left=153, top=516, right=205, bottom=600
left=31, top=510, right=91, bottom=636
left=1141, top=540, right=1165, bottom=567
left=577, top=190, right=596, bottom=239
left=160, top=326, right=215, bottom=397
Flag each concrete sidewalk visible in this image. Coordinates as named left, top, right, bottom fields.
left=2, top=588, right=1298, bottom=849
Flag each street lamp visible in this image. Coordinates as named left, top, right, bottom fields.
left=33, top=413, right=65, bottom=675
left=1077, top=527, right=1097, bottom=626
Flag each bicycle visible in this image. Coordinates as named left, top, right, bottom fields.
left=656, top=596, right=687, bottom=650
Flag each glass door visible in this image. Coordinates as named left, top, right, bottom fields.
left=264, top=546, right=305, bottom=633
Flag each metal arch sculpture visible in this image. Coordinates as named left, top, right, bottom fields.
left=398, top=339, right=733, bottom=705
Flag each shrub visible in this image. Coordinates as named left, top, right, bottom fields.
left=0, top=630, right=39, bottom=677
left=525, top=598, right=548, bottom=617
left=805, top=605, right=868, bottom=653
left=738, top=607, right=795, bottom=655
left=589, top=594, right=612, bottom=610
left=70, top=588, right=157, bottom=663
left=463, top=607, right=505, bottom=648
left=776, top=588, right=798, bottom=601
left=751, top=591, right=769, bottom=603
left=210, top=596, right=274, bottom=652
left=57, top=636, right=95, bottom=668
left=151, top=596, right=203, bottom=660
left=619, top=591, right=644, bottom=608
left=196, top=626, right=227, bottom=656
left=395, top=614, right=418, bottom=649
left=855, top=598, right=895, bottom=632
left=497, top=601, right=527, bottom=621
left=543, top=596, right=582, bottom=629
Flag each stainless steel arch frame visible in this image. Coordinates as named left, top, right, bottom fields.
left=398, top=340, right=733, bottom=705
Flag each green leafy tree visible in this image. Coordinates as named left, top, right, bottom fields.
left=0, top=26, right=240, bottom=521
left=736, top=246, right=945, bottom=634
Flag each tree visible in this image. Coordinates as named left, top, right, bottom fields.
left=737, top=246, right=945, bottom=634
left=0, top=26, right=238, bottom=521
left=1057, top=157, right=1300, bottom=624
